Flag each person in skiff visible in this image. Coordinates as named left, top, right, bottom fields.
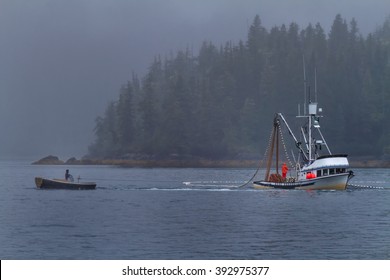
left=282, top=162, right=288, bottom=179
left=65, top=169, right=74, bottom=182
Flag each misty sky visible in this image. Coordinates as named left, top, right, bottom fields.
left=1, top=0, right=390, bottom=159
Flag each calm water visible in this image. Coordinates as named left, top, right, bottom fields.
left=0, top=160, right=389, bottom=259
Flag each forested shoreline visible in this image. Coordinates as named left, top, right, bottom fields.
left=87, top=14, right=390, bottom=161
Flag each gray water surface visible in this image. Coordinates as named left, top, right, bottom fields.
left=0, top=161, right=389, bottom=259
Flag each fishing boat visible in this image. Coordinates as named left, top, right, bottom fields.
left=253, top=73, right=354, bottom=190
left=35, top=177, right=96, bottom=190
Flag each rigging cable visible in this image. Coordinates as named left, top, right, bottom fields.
left=237, top=122, right=275, bottom=188
left=278, top=121, right=294, bottom=168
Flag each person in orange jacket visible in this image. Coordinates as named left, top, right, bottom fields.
left=282, top=162, right=288, bottom=178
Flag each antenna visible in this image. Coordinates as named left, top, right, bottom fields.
left=303, top=56, right=307, bottom=115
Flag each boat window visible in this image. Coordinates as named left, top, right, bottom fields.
left=323, top=169, right=328, bottom=176
left=317, top=170, right=321, bottom=177
left=336, top=168, right=341, bottom=174
left=329, top=169, right=335, bottom=175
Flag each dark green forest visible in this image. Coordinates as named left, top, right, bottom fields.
left=87, top=15, right=390, bottom=160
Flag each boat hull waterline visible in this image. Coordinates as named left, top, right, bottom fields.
left=35, top=177, right=96, bottom=190
left=253, top=172, right=352, bottom=190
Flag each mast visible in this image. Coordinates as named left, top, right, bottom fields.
left=264, top=116, right=287, bottom=181
left=308, top=104, right=312, bottom=161
left=264, top=118, right=278, bottom=181
left=276, top=125, right=279, bottom=174
left=314, top=67, right=318, bottom=102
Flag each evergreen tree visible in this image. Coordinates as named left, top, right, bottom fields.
left=88, top=102, right=119, bottom=158
left=138, top=58, right=164, bottom=155
left=116, top=82, right=135, bottom=154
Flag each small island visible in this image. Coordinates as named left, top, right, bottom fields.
left=32, top=155, right=85, bottom=165
left=32, top=155, right=64, bottom=165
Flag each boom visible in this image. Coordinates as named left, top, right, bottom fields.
left=276, top=113, right=308, bottom=161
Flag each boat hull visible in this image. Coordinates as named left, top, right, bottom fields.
left=253, top=172, right=351, bottom=190
left=35, top=177, right=96, bottom=190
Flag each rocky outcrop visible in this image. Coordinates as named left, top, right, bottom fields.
left=32, top=155, right=64, bottom=165
left=32, top=155, right=87, bottom=165
left=65, top=157, right=81, bottom=164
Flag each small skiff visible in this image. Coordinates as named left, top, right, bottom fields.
left=35, top=177, right=96, bottom=190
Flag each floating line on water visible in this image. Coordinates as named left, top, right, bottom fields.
left=98, top=186, right=236, bottom=192
left=347, top=183, right=385, bottom=190
left=142, top=187, right=234, bottom=192
left=183, top=181, right=245, bottom=188
left=352, top=180, right=388, bottom=184
left=81, top=177, right=179, bottom=183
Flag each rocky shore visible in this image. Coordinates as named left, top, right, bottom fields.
left=32, top=155, right=390, bottom=168
left=32, top=155, right=261, bottom=168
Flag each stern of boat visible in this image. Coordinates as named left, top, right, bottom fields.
left=35, top=177, right=43, bottom=188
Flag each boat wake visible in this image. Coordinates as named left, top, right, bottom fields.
left=97, top=184, right=239, bottom=191
left=182, top=180, right=244, bottom=188
left=146, top=187, right=234, bottom=192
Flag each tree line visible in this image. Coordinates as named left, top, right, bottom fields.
left=87, top=14, right=390, bottom=160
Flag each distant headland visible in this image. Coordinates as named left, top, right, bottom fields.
left=32, top=155, right=260, bottom=168
left=32, top=155, right=390, bottom=168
